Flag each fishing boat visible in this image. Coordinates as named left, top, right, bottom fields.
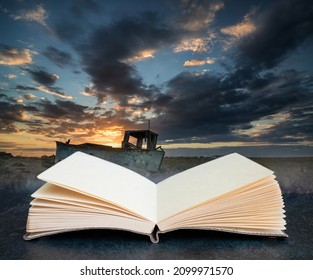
left=55, top=129, right=164, bottom=172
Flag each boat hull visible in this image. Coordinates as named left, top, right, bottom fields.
left=55, top=142, right=164, bottom=173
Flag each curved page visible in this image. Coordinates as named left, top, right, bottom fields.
left=37, top=152, right=157, bottom=222
left=156, top=153, right=274, bottom=222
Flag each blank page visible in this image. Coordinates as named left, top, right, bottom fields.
left=37, top=152, right=157, bottom=222
left=156, top=153, right=274, bottom=222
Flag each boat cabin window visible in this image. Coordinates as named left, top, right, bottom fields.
left=121, top=130, right=158, bottom=151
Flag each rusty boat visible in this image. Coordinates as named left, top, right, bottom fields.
left=55, top=129, right=164, bottom=172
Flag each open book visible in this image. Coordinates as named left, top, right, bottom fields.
left=24, top=152, right=287, bottom=243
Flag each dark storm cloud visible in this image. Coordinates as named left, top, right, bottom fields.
left=0, top=121, right=19, bottom=133
left=0, top=94, right=39, bottom=133
left=43, top=46, right=74, bottom=68
left=52, top=1, right=220, bottom=106
left=236, top=0, right=313, bottom=70
left=254, top=106, right=313, bottom=144
left=35, top=99, right=90, bottom=121
left=15, top=85, right=38, bottom=91
left=26, top=99, right=138, bottom=139
left=77, top=12, right=176, bottom=103
left=0, top=101, right=25, bottom=123
left=154, top=68, right=313, bottom=143
left=19, top=67, right=73, bottom=99
left=0, top=92, right=100, bottom=137
left=52, top=0, right=105, bottom=43
left=22, top=67, right=59, bottom=86
left=154, top=72, right=245, bottom=140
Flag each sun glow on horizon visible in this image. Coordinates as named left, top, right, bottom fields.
left=1, top=125, right=127, bottom=157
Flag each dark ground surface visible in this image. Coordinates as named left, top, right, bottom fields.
left=0, top=156, right=312, bottom=259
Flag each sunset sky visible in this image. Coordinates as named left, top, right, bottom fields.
left=1, top=0, right=313, bottom=157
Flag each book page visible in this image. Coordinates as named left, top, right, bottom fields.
left=37, top=152, right=157, bottom=222
left=156, top=153, right=274, bottom=222
left=157, top=177, right=286, bottom=236
left=31, top=183, right=150, bottom=220
left=26, top=210, right=155, bottom=237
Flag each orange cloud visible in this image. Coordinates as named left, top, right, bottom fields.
left=12, top=4, right=48, bottom=26
left=174, top=37, right=214, bottom=53
left=179, top=0, right=224, bottom=32
left=124, top=49, right=156, bottom=63
left=183, top=58, right=215, bottom=67
left=220, top=8, right=256, bottom=47
left=0, top=47, right=32, bottom=65
left=221, top=21, right=256, bottom=38
left=11, top=4, right=55, bottom=35
left=36, top=85, right=73, bottom=100
left=21, top=93, right=36, bottom=100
